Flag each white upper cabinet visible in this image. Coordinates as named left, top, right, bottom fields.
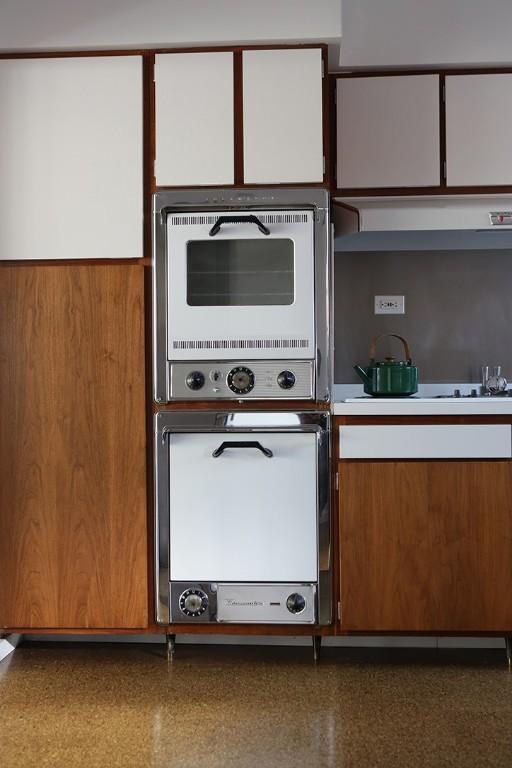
left=155, top=52, right=234, bottom=187
left=336, top=75, right=441, bottom=189
left=0, top=56, right=143, bottom=260
left=446, top=74, right=512, bottom=186
left=242, top=48, right=324, bottom=184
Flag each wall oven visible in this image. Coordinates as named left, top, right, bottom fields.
left=154, top=411, right=331, bottom=626
left=153, top=188, right=331, bottom=402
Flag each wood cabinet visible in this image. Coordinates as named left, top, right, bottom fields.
left=0, top=56, right=143, bottom=261
left=154, top=46, right=325, bottom=187
left=335, top=75, right=441, bottom=190
left=0, top=264, right=148, bottom=629
left=155, top=52, right=235, bottom=186
left=338, top=459, right=512, bottom=632
left=445, top=73, right=512, bottom=187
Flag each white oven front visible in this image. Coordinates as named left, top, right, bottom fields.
left=166, top=210, right=315, bottom=361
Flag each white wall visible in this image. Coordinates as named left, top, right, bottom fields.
left=340, top=0, right=512, bottom=68
left=0, top=0, right=341, bottom=51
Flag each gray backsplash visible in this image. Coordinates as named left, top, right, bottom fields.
left=334, top=249, right=512, bottom=383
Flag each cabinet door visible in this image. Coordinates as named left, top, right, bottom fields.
left=155, top=52, right=234, bottom=186
left=0, top=265, right=148, bottom=629
left=446, top=74, right=512, bottom=186
left=0, top=56, right=143, bottom=260
left=339, top=461, right=512, bottom=632
left=243, top=48, right=324, bottom=184
left=336, top=75, right=440, bottom=189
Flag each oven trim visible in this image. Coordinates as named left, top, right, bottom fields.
left=154, top=410, right=331, bottom=626
left=152, top=188, right=331, bottom=403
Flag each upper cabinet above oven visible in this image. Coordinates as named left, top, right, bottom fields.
left=154, top=46, right=327, bottom=188
left=155, top=52, right=235, bottom=187
left=242, top=49, right=324, bottom=185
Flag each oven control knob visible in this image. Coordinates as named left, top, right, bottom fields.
left=277, top=370, right=296, bottom=390
left=286, top=593, right=306, bottom=614
left=227, top=366, right=255, bottom=394
left=186, top=371, right=205, bottom=391
left=179, top=588, right=209, bottom=618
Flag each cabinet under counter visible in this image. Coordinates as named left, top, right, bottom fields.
left=334, top=414, right=512, bottom=636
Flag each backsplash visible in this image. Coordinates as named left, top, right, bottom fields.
left=334, top=249, right=512, bottom=383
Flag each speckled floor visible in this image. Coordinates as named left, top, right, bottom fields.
left=0, top=643, right=511, bottom=768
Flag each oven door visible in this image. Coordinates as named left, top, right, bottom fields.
left=166, top=210, right=315, bottom=360
left=168, top=430, right=318, bottom=582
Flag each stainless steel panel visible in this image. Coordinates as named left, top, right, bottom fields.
left=169, top=582, right=316, bottom=624
left=169, top=360, right=313, bottom=399
left=217, top=584, right=316, bottom=624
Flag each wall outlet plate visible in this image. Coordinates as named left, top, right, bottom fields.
left=375, top=295, right=405, bottom=315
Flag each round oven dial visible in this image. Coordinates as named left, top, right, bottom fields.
left=186, top=371, right=205, bottom=391
left=179, top=588, right=209, bottom=618
left=286, top=593, right=306, bottom=614
left=277, top=370, right=296, bottom=390
left=227, top=366, right=255, bottom=395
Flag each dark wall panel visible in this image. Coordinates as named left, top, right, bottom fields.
left=334, top=250, right=512, bottom=383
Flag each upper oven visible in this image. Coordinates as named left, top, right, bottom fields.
left=153, top=189, right=331, bottom=403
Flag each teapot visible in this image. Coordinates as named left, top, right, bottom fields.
left=354, top=334, right=418, bottom=397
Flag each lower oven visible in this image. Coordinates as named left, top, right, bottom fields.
left=155, top=411, right=331, bottom=625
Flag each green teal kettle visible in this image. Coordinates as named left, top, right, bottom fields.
left=354, top=334, right=418, bottom=397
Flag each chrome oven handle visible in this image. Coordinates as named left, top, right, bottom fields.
left=212, top=441, right=273, bottom=458
left=208, top=215, right=270, bottom=237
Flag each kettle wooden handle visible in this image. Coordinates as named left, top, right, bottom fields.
left=370, top=334, right=412, bottom=363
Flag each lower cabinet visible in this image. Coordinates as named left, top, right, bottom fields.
left=0, top=264, right=148, bottom=630
left=339, top=460, right=512, bottom=632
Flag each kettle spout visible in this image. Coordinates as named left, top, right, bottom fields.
left=353, top=365, right=371, bottom=385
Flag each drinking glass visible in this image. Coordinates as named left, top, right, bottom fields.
left=483, top=365, right=507, bottom=395
left=481, top=366, right=490, bottom=395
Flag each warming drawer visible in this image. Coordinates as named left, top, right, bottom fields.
left=339, top=424, right=512, bottom=459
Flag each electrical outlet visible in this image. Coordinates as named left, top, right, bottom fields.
left=374, top=295, right=405, bottom=315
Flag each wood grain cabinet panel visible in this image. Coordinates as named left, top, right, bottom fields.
left=339, top=461, right=512, bottom=632
left=0, top=265, right=148, bottom=629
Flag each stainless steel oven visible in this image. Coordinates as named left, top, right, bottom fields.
left=153, top=188, right=331, bottom=402
left=154, top=411, right=331, bottom=626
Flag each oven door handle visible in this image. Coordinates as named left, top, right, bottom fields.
left=212, top=441, right=273, bottom=458
left=208, top=215, right=270, bottom=237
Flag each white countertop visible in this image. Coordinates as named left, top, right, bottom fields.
left=332, top=396, right=512, bottom=416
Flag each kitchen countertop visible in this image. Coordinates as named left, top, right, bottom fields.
left=332, top=396, right=512, bottom=416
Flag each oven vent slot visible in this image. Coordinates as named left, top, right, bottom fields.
left=173, top=339, right=310, bottom=350
left=170, top=214, right=308, bottom=226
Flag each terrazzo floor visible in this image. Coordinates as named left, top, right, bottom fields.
left=0, top=642, right=511, bottom=768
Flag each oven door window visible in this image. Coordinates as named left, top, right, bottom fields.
left=186, top=239, right=294, bottom=306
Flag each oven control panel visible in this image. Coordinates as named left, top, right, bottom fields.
left=168, top=360, right=314, bottom=399
left=169, top=582, right=316, bottom=624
